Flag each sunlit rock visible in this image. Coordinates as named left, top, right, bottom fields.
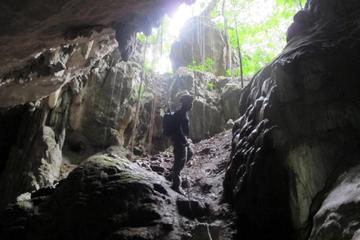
left=170, top=16, right=228, bottom=76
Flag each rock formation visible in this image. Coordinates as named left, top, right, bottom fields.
left=1, top=0, right=360, bottom=240
left=0, top=134, right=236, bottom=240
left=0, top=0, right=193, bottom=209
left=170, top=16, right=228, bottom=76
left=224, top=0, right=360, bottom=239
left=168, top=67, right=245, bottom=142
left=0, top=0, right=194, bottom=108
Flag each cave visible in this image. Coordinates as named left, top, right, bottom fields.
left=0, top=0, right=360, bottom=240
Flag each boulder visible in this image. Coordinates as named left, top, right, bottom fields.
left=189, top=98, right=224, bottom=142
left=219, top=83, right=241, bottom=121
left=0, top=148, right=187, bottom=240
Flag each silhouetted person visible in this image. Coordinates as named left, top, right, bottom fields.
left=170, top=94, right=194, bottom=194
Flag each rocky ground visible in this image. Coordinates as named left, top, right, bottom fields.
left=0, top=129, right=237, bottom=240
left=136, top=129, right=236, bottom=239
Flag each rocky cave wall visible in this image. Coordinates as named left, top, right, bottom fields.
left=0, top=0, right=194, bottom=208
left=1, top=0, right=359, bottom=240
left=223, top=0, right=360, bottom=239
left=0, top=0, right=244, bottom=209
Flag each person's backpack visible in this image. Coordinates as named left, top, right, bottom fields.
left=163, top=111, right=175, bottom=136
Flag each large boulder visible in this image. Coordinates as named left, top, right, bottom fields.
left=0, top=148, right=189, bottom=240
left=170, top=16, right=227, bottom=76
left=223, top=0, right=360, bottom=239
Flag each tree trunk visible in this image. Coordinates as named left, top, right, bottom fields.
left=235, top=18, right=244, bottom=88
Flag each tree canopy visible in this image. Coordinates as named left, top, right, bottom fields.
left=137, top=0, right=306, bottom=77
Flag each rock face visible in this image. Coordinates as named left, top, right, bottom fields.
left=0, top=36, right=143, bottom=208
left=0, top=149, right=181, bottom=240
left=310, top=164, right=360, bottom=240
left=168, top=67, right=244, bottom=142
left=0, top=92, right=70, bottom=208
left=0, top=0, right=192, bottom=75
left=0, top=0, right=193, bottom=108
left=223, top=0, right=360, bottom=239
left=0, top=144, right=235, bottom=240
left=170, top=16, right=227, bottom=76
left=0, top=33, right=118, bottom=108
left=67, top=50, right=140, bottom=149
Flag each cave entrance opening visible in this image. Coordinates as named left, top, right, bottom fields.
left=128, top=0, right=306, bottom=154
left=136, top=0, right=306, bottom=79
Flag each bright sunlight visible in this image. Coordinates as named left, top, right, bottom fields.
left=139, top=0, right=305, bottom=76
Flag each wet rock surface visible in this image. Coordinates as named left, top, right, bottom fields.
left=0, top=131, right=236, bottom=240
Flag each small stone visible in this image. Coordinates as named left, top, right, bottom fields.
left=133, top=146, right=143, bottom=156
left=150, top=165, right=165, bottom=174
left=199, top=147, right=211, bottom=155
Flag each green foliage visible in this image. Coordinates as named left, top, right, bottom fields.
left=187, top=57, right=215, bottom=73
left=137, top=33, right=147, bottom=44
left=134, top=0, right=308, bottom=77
left=211, top=0, right=307, bottom=77
left=207, top=81, right=215, bottom=90
left=143, top=61, right=152, bottom=74
left=225, top=69, right=232, bottom=77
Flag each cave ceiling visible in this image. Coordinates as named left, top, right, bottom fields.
left=0, top=0, right=193, bottom=76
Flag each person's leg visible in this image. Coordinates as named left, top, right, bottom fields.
left=172, top=143, right=186, bottom=191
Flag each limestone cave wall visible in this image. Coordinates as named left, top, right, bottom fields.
left=1, top=0, right=360, bottom=239
left=0, top=0, right=192, bottom=209
left=223, top=0, right=360, bottom=239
